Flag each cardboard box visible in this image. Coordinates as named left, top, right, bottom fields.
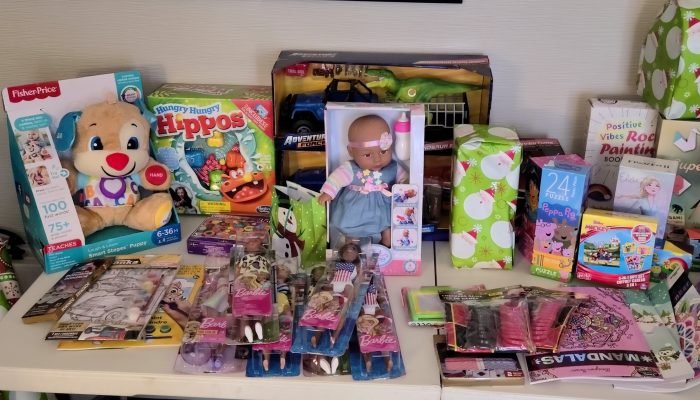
left=613, top=155, right=678, bottom=238
left=2, top=72, right=181, bottom=273
left=656, top=118, right=700, bottom=232
left=148, top=84, right=274, bottom=215
left=651, top=240, right=693, bottom=282
left=577, top=208, right=657, bottom=289
left=530, top=157, right=591, bottom=282
left=584, top=98, right=658, bottom=210
left=323, top=103, right=425, bottom=276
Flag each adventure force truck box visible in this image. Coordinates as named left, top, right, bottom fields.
left=272, top=51, right=492, bottom=189
left=2, top=72, right=181, bottom=273
left=148, top=84, right=274, bottom=215
left=584, top=98, right=658, bottom=210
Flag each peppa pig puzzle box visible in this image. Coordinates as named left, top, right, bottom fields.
left=2, top=72, right=181, bottom=273
left=148, top=84, right=275, bottom=216
left=577, top=208, right=657, bottom=289
left=530, top=158, right=591, bottom=282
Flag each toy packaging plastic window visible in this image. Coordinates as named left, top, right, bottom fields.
left=441, top=287, right=534, bottom=354
left=349, top=274, right=405, bottom=380
left=302, top=352, right=352, bottom=377
left=292, top=238, right=373, bottom=357
left=522, top=286, right=585, bottom=352
left=174, top=254, right=244, bottom=374
left=247, top=270, right=308, bottom=377
left=401, top=285, right=485, bottom=327
left=230, top=233, right=278, bottom=344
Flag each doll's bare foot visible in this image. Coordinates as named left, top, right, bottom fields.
left=331, top=356, right=339, bottom=374
left=364, top=354, right=372, bottom=372
left=263, top=358, right=269, bottom=371
left=380, top=229, right=391, bottom=248
left=244, top=325, right=254, bottom=343
left=319, top=358, right=331, bottom=374
left=280, top=353, right=286, bottom=370
left=386, top=356, right=394, bottom=371
left=255, top=322, right=263, bottom=340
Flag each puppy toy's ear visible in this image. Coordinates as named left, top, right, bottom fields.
left=54, top=111, right=82, bottom=151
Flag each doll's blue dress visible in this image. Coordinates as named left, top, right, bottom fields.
left=330, top=160, right=398, bottom=243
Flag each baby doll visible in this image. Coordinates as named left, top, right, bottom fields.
left=318, top=115, right=408, bottom=247
left=397, top=229, right=413, bottom=248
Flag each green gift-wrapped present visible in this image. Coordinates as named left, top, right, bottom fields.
left=638, top=0, right=700, bottom=119
left=450, top=125, right=522, bottom=269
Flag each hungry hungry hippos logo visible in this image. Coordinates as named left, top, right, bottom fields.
left=153, top=102, right=247, bottom=140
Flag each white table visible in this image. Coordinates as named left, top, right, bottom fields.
left=0, top=216, right=441, bottom=400
left=434, top=241, right=700, bottom=400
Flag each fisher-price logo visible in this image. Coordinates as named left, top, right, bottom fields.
left=153, top=103, right=247, bottom=141
left=7, top=81, right=61, bottom=103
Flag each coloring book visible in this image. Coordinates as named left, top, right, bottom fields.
left=46, top=255, right=179, bottom=341
left=525, top=286, right=661, bottom=384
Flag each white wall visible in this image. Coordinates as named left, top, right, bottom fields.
left=0, top=0, right=663, bottom=233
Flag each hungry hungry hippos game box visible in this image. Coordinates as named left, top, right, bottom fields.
left=148, top=84, right=275, bottom=215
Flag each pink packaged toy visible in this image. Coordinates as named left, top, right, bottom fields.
left=349, top=274, right=405, bottom=380
left=230, top=233, right=278, bottom=343
left=175, top=253, right=243, bottom=373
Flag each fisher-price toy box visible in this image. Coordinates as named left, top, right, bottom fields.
left=529, top=157, right=591, bottom=282
left=584, top=98, right=658, bottom=210
left=2, top=72, right=181, bottom=273
left=147, top=84, right=274, bottom=215
left=655, top=119, right=700, bottom=235
left=577, top=208, right=657, bottom=289
left=323, top=103, right=425, bottom=276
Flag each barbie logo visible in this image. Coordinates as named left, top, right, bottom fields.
left=360, top=334, right=397, bottom=346
left=200, top=317, right=227, bottom=329
left=234, top=288, right=268, bottom=298
left=302, top=309, right=337, bottom=321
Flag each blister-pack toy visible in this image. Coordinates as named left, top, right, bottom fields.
left=292, top=239, right=373, bottom=357
left=522, top=286, right=586, bottom=352
left=174, top=253, right=244, bottom=373
left=247, top=269, right=308, bottom=377
left=442, top=287, right=534, bottom=353
left=230, top=233, right=278, bottom=344
left=349, top=275, right=405, bottom=380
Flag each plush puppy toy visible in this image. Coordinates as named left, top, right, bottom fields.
left=56, top=101, right=173, bottom=236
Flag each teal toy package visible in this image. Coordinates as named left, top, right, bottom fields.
left=1, top=72, right=180, bottom=273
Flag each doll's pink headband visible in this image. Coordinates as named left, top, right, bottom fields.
left=347, top=131, right=393, bottom=151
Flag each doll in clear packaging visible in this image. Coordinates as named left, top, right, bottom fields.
left=232, top=238, right=273, bottom=343
left=318, top=115, right=408, bottom=247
